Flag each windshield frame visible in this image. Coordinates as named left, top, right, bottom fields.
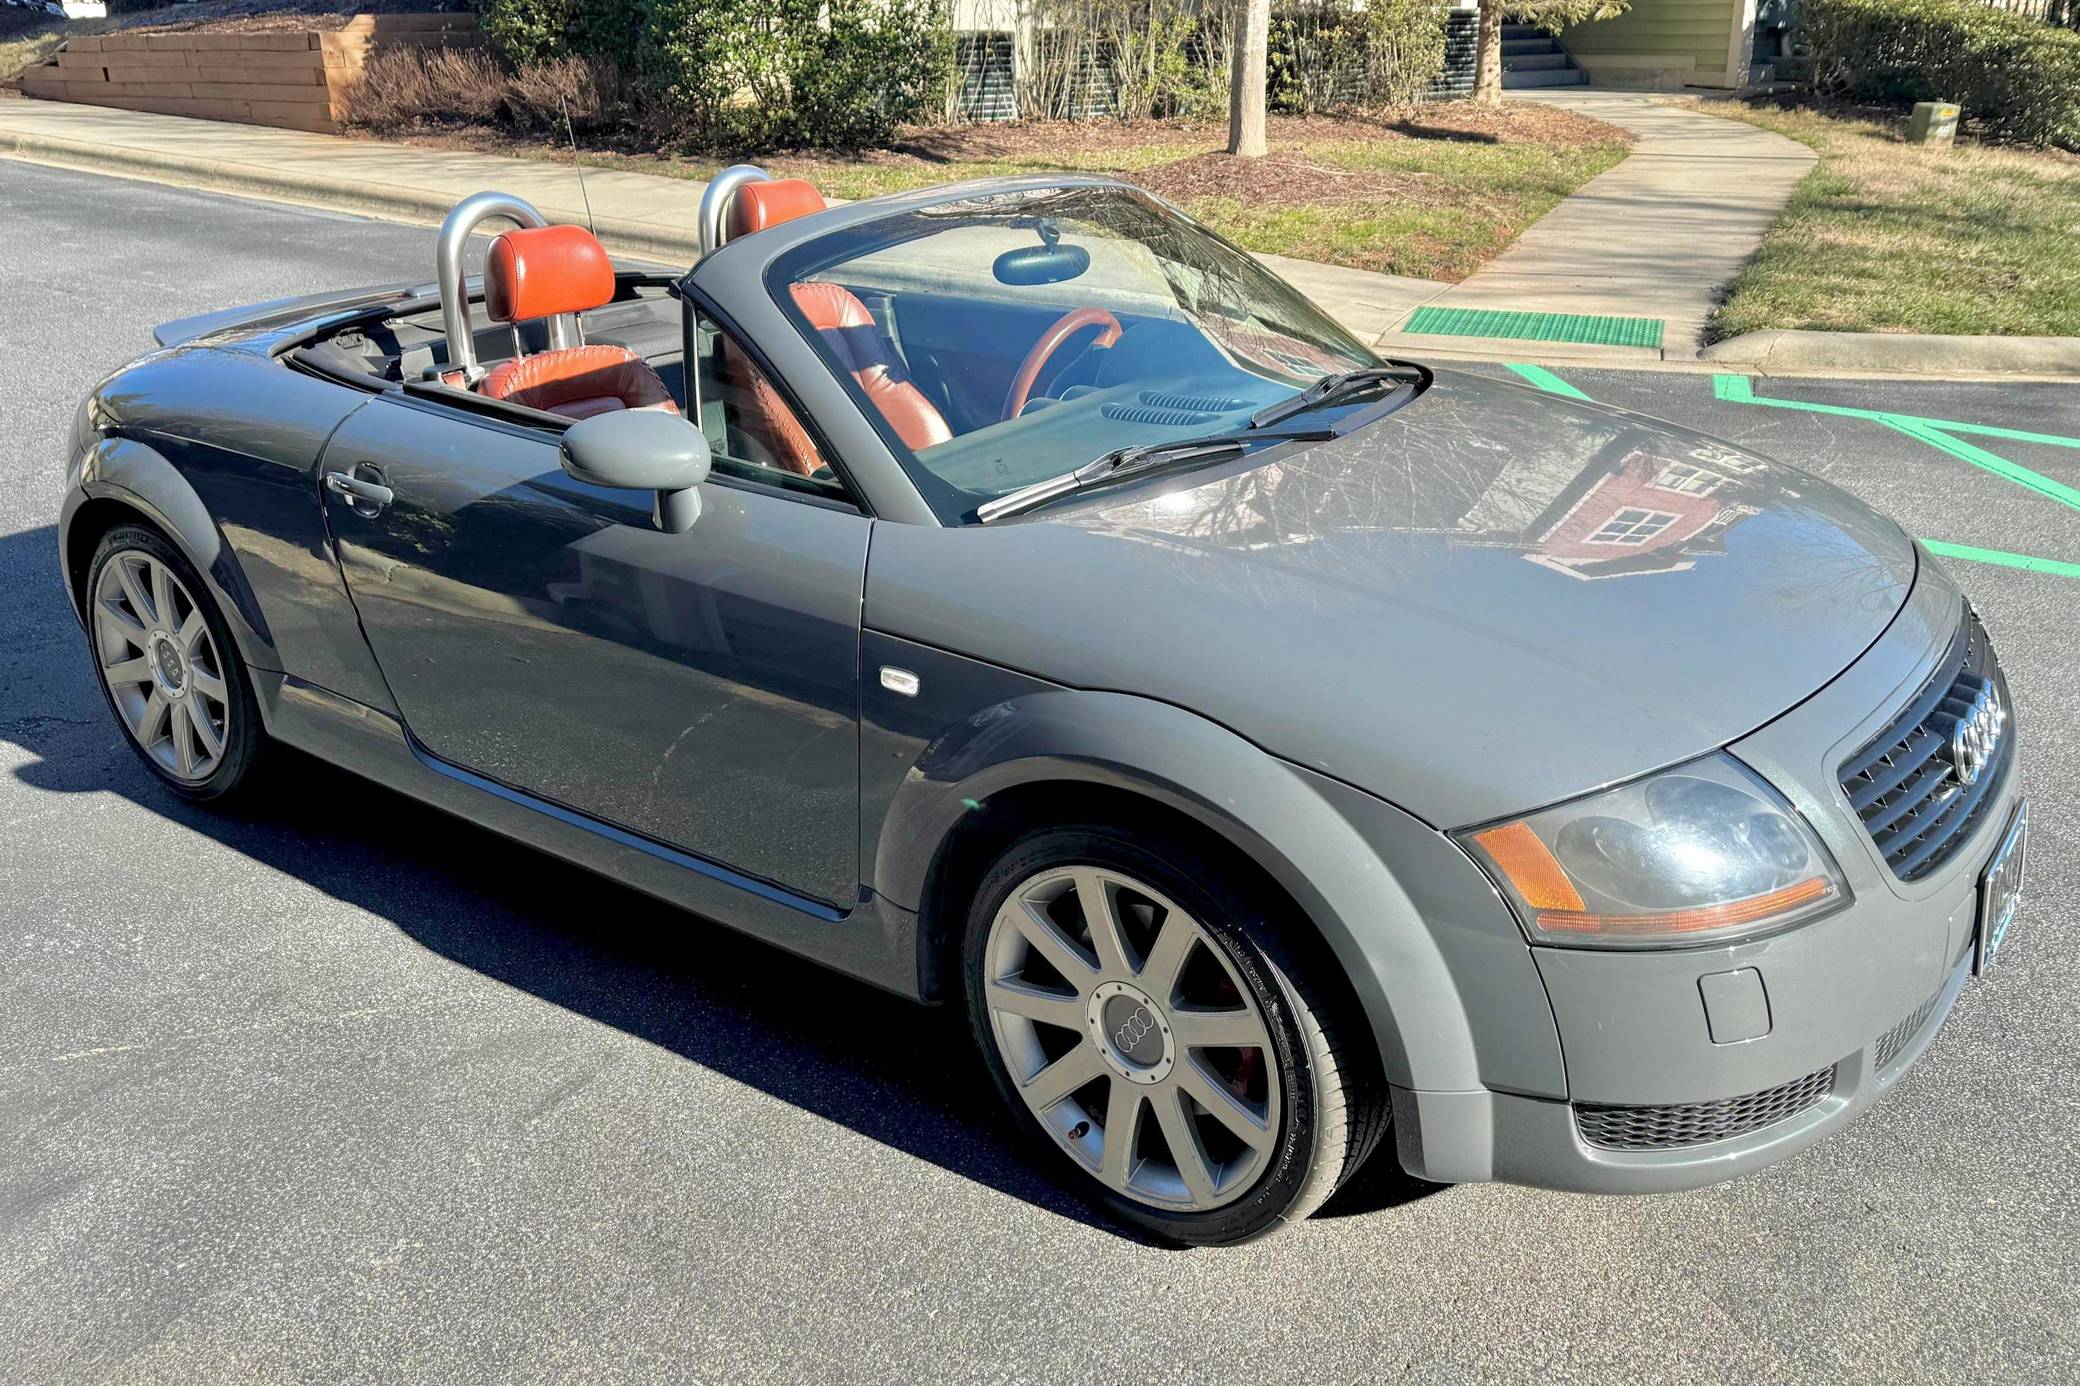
left=761, top=178, right=1383, bottom=526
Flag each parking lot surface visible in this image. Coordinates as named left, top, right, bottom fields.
left=3, top=161, right=2076, bottom=1383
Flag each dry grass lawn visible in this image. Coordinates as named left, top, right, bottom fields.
left=1699, top=102, right=2080, bottom=339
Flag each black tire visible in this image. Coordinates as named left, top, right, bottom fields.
left=962, top=822, right=1388, bottom=1246
left=84, top=523, right=267, bottom=802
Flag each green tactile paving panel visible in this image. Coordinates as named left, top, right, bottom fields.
left=1405, top=307, right=1665, bottom=348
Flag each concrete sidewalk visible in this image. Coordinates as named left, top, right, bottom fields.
left=1378, top=89, right=1817, bottom=362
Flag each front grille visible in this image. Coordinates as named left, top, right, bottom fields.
left=1839, top=608, right=2013, bottom=882
left=1873, top=988, right=1945, bottom=1071
left=1576, top=1066, right=1836, bottom=1150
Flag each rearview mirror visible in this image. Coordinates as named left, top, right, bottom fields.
left=561, top=410, right=712, bottom=533
left=993, top=243, right=1090, bottom=287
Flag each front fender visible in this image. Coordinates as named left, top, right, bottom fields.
left=60, top=435, right=279, bottom=672
left=863, top=633, right=1562, bottom=1095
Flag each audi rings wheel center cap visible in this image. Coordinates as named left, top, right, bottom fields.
left=1089, top=980, right=1175, bottom=1085
left=149, top=634, right=187, bottom=697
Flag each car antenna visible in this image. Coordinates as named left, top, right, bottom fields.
left=560, top=96, right=596, bottom=237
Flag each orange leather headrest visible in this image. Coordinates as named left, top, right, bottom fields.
left=484, top=224, right=615, bottom=324
left=727, top=180, right=826, bottom=241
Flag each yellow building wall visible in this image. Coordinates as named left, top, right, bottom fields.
left=1558, top=0, right=1752, bottom=88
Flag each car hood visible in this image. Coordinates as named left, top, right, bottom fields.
left=864, top=369, right=1917, bottom=828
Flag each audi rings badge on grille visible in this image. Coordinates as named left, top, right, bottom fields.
left=1941, top=675, right=2006, bottom=789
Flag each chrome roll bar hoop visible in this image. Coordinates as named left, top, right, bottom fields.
left=696, top=164, right=773, bottom=259
left=435, top=191, right=578, bottom=382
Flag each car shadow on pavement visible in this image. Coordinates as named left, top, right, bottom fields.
left=5, top=523, right=1442, bottom=1243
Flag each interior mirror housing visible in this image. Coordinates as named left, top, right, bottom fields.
left=560, top=410, right=712, bottom=533
left=993, top=243, right=1090, bottom=287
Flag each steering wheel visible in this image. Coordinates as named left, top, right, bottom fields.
left=1002, top=308, right=1123, bottom=421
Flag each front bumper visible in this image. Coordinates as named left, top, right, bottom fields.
left=1395, top=570, right=2023, bottom=1194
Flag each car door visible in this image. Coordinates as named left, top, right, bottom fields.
left=316, top=337, right=870, bottom=910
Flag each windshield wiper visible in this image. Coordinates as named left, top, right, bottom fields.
left=1249, top=364, right=1426, bottom=430
left=976, top=426, right=1333, bottom=525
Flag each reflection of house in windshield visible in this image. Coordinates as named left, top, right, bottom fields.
left=1460, top=443, right=1768, bottom=581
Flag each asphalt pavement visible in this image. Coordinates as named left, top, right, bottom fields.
left=3, top=160, right=2077, bottom=1384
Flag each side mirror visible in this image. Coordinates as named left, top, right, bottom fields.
left=560, top=410, right=712, bottom=534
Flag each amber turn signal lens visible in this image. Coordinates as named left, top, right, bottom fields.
left=1470, top=821, right=1586, bottom=913
left=1532, top=876, right=1835, bottom=937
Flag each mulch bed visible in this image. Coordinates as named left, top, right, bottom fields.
left=1133, top=149, right=1420, bottom=208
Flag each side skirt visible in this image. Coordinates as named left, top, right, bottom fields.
left=253, top=671, right=926, bottom=1001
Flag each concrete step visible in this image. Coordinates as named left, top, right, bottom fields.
left=1501, top=23, right=1547, bottom=39
left=1502, top=67, right=1590, bottom=88
left=1501, top=37, right=1562, bottom=56
left=1503, top=51, right=1572, bottom=71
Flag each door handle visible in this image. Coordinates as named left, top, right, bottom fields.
left=325, top=468, right=394, bottom=512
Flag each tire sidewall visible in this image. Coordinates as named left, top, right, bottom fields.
left=85, top=524, right=260, bottom=802
left=962, top=824, right=1328, bottom=1246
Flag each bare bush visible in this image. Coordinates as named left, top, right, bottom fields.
left=343, top=46, right=512, bottom=131
left=504, top=53, right=628, bottom=132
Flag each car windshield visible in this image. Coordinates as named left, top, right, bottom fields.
left=766, top=183, right=1381, bottom=523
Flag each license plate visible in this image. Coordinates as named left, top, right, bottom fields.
left=1976, top=800, right=2028, bottom=975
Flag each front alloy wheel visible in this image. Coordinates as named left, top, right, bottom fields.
left=87, top=525, right=262, bottom=800
left=965, top=826, right=1382, bottom=1245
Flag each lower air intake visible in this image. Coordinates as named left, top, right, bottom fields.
left=1575, top=1065, right=1836, bottom=1151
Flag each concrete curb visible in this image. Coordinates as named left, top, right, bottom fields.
left=1703, top=329, right=2080, bottom=379
left=0, top=120, right=706, bottom=264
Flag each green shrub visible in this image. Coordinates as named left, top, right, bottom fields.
left=1801, top=0, right=2080, bottom=148
left=1269, top=0, right=1448, bottom=114
left=479, top=0, right=646, bottom=69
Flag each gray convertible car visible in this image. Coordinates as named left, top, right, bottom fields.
left=60, top=170, right=2025, bottom=1245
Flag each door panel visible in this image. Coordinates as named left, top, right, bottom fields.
left=318, top=395, right=869, bottom=906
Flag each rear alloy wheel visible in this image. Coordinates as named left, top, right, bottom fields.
left=87, top=525, right=262, bottom=800
left=965, top=827, right=1380, bottom=1245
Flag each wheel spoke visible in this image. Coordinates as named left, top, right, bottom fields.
left=171, top=700, right=198, bottom=776
left=1178, top=1057, right=1274, bottom=1153
left=1137, top=913, right=1197, bottom=1002
left=135, top=689, right=171, bottom=746
left=97, top=598, right=149, bottom=649
left=1019, top=1042, right=1104, bottom=1112
left=101, top=655, right=153, bottom=688
left=1072, top=868, right=1133, bottom=976
left=1171, top=1006, right=1264, bottom=1051
left=185, top=700, right=224, bottom=760
left=1011, top=900, right=1099, bottom=986
left=178, top=607, right=208, bottom=655
left=1099, top=1079, right=1142, bottom=1191
left=188, top=666, right=228, bottom=705
left=115, top=559, right=155, bottom=628
left=150, top=561, right=177, bottom=635
left=1151, top=1087, right=1218, bottom=1203
left=985, top=977, right=1084, bottom=1032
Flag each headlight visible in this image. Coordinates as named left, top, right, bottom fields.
left=1458, top=754, right=1849, bottom=948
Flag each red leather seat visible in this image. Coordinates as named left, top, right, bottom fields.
left=477, top=224, right=678, bottom=420
left=723, top=181, right=951, bottom=474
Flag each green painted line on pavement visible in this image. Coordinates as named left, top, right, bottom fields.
left=1712, top=374, right=2080, bottom=450
left=1714, top=373, right=2080, bottom=514
left=1923, top=540, right=2080, bottom=580
left=1504, top=363, right=1593, bottom=400
left=1884, top=418, right=2080, bottom=514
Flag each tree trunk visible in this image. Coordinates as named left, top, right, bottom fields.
left=1473, top=0, right=1504, bottom=107
left=1228, top=0, right=1269, bottom=157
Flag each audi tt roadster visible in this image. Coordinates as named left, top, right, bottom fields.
left=59, top=170, right=2026, bottom=1244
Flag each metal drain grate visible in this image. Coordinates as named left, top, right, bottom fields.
left=1404, top=307, right=1665, bottom=349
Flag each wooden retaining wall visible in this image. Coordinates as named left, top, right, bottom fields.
left=8, top=13, right=482, bottom=135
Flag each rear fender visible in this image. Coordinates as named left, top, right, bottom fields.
left=60, top=436, right=279, bottom=672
